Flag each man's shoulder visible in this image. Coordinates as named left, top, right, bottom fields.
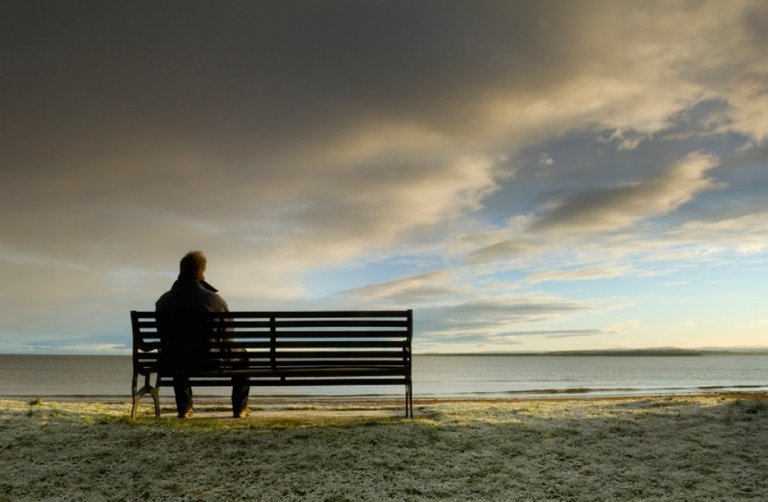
left=156, top=281, right=228, bottom=312
left=203, top=290, right=229, bottom=312
left=155, top=289, right=175, bottom=310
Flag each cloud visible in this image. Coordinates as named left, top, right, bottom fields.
left=526, top=266, right=631, bottom=285
left=493, top=329, right=610, bottom=339
left=531, top=152, right=721, bottom=233
left=460, top=208, right=768, bottom=289
left=665, top=212, right=768, bottom=254
left=538, top=153, right=554, bottom=168
left=417, top=296, right=596, bottom=336
left=334, top=265, right=603, bottom=344
left=1, top=1, right=768, bottom=352
left=465, top=240, right=534, bottom=264
left=464, top=152, right=723, bottom=266
left=335, top=271, right=464, bottom=304
left=275, top=155, right=499, bottom=253
left=601, top=130, right=651, bottom=151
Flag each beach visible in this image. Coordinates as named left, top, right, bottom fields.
left=1, top=394, right=767, bottom=501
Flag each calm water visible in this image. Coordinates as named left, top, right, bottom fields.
left=0, top=354, right=766, bottom=398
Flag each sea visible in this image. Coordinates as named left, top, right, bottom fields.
left=1, top=354, right=767, bottom=399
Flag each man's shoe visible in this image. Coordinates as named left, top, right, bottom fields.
left=234, top=408, right=250, bottom=418
left=178, top=409, right=193, bottom=419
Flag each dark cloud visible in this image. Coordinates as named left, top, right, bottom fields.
left=530, top=152, right=720, bottom=234
left=1, top=1, right=767, bottom=352
left=466, top=240, right=533, bottom=264
left=416, top=297, right=594, bottom=333
left=1, top=1, right=586, bottom=152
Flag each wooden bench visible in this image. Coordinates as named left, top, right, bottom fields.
left=131, top=310, right=413, bottom=418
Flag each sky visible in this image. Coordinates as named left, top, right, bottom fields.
left=1, top=0, right=767, bottom=354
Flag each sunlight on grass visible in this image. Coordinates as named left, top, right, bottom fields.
left=2, top=395, right=767, bottom=500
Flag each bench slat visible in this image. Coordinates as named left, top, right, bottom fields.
left=134, top=310, right=409, bottom=319
left=133, top=348, right=408, bottom=359
left=140, top=331, right=409, bottom=338
left=162, top=377, right=408, bottom=387
left=222, top=328, right=406, bottom=334
left=212, top=311, right=410, bottom=319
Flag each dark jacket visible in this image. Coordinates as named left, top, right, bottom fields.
left=155, top=279, right=230, bottom=371
left=156, top=278, right=228, bottom=313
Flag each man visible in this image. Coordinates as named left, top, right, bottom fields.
left=155, top=250, right=250, bottom=418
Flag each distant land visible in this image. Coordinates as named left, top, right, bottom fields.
left=420, top=347, right=768, bottom=356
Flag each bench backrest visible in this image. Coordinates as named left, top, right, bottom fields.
left=132, top=310, right=413, bottom=375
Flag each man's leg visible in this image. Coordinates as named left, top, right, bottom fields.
left=231, top=377, right=250, bottom=417
left=173, top=375, right=193, bottom=418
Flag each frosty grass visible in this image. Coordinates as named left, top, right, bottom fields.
left=1, top=394, right=767, bottom=501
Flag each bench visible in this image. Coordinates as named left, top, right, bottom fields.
left=131, top=310, right=413, bottom=418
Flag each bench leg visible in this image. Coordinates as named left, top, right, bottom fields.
left=150, top=372, right=162, bottom=418
left=409, top=382, right=414, bottom=418
left=405, top=382, right=413, bottom=418
left=130, top=372, right=157, bottom=419
left=150, top=387, right=160, bottom=418
left=131, top=394, right=140, bottom=419
left=130, top=373, right=139, bottom=419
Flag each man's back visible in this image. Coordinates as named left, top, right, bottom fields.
left=156, top=279, right=229, bottom=370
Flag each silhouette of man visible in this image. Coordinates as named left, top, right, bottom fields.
left=156, top=251, right=250, bottom=418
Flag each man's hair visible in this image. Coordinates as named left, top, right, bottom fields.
left=179, top=250, right=207, bottom=280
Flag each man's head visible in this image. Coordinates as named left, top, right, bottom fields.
left=179, top=250, right=207, bottom=281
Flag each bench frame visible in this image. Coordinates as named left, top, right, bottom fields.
left=131, top=310, right=413, bottom=418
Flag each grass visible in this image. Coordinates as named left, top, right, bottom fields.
left=1, top=394, right=767, bottom=500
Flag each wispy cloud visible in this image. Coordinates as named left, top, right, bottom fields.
left=415, top=296, right=597, bottom=338
left=531, top=152, right=721, bottom=234
left=526, top=266, right=632, bottom=285
left=335, top=271, right=465, bottom=304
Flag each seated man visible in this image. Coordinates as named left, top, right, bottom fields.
left=155, top=250, right=250, bottom=418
